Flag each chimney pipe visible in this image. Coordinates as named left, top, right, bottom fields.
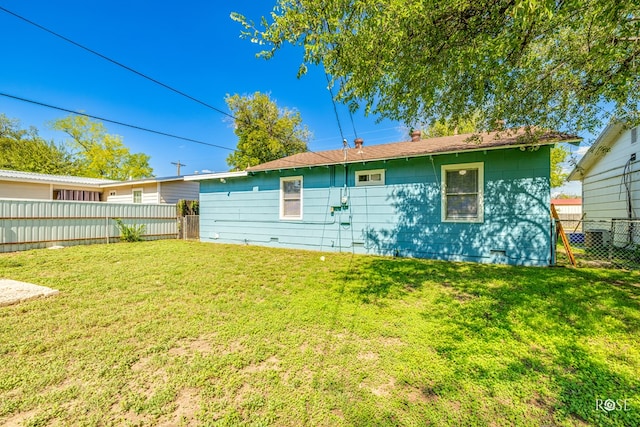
left=354, top=138, right=364, bottom=149
left=411, top=130, right=421, bottom=142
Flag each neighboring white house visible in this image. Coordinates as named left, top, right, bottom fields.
left=551, top=198, right=582, bottom=216
left=568, top=123, right=639, bottom=221
left=101, top=176, right=199, bottom=204
left=0, top=169, right=199, bottom=204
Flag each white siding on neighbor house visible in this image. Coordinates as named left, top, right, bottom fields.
left=554, top=205, right=582, bottom=215
left=582, top=128, right=639, bottom=220
left=0, top=181, right=51, bottom=200
left=159, top=181, right=199, bottom=203
left=104, top=183, right=158, bottom=204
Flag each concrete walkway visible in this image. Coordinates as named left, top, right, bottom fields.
left=0, top=279, right=59, bottom=307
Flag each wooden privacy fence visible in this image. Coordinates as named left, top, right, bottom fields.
left=0, top=199, right=178, bottom=253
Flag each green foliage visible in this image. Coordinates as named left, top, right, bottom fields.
left=51, top=115, right=153, bottom=180
left=551, top=144, right=570, bottom=188
left=422, top=116, right=480, bottom=139
left=225, top=92, right=310, bottom=169
left=555, top=193, right=581, bottom=199
left=176, top=199, right=199, bottom=216
left=234, top=1, right=640, bottom=133
left=114, top=218, right=146, bottom=242
left=0, top=114, right=82, bottom=175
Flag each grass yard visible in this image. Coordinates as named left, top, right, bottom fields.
left=0, top=240, right=639, bottom=426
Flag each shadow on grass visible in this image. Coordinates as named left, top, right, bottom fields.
left=340, top=256, right=640, bottom=425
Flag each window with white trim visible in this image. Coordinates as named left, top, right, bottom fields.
left=355, top=169, right=385, bottom=186
left=133, top=189, right=143, bottom=204
left=280, top=176, right=302, bottom=220
left=441, top=162, right=484, bottom=222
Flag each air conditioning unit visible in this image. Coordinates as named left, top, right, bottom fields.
left=584, top=229, right=611, bottom=248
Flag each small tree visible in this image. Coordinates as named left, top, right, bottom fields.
left=51, top=115, right=154, bottom=180
left=0, top=114, right=82, bottom=175
left=225, top=92, right=310, bottom=170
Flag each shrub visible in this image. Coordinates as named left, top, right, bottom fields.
left=114, top=218, right=146, bottom=242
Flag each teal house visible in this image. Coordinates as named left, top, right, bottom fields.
left=187, top=129, right=580, bottom=266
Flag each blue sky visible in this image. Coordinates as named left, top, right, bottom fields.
left=0, top=0, right=586, bottom=194
left=0, top=0, right=407, bottom=177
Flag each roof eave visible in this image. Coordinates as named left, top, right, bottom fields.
left=183, top=171, right=249, bottom=181
left=567, top=122, right=625, bottom=181
left=0, top=176, right=109, bottom=187
left=249, top=138, right=581, bottom=173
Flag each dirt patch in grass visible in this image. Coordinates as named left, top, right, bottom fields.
left=357, top=351, right=379, bottom=361
left=242, top=356, right=280, bottom=373
left=168, top=337, right=215, bottom=357
left=157, top=387, right=201, bottom=427
left=380, top=336, right=404, bottom=347
left=360, top=376, right=396, bottom=397
left=2, top=409, right=38, bottom=427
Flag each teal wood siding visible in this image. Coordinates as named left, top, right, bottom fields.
left=199, top=147, right=552, bottom=266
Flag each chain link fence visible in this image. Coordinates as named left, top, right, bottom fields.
left=555, top=219, right=640, bottom=269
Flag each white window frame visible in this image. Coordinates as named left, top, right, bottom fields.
left=280, top=176, right=303, bottom=220
left=441, top=162, right=484, bottom=223
left=355, top=169, right=386, bottom=187
left=132, top=188, right=143, bottom=204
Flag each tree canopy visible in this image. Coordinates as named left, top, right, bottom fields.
left=233, top=0, right=640, bottom=133
left=0, top=114, right=82, bottom=175
left=225, top=92, right=310, bottom=169
left=51, top=115, right=153, bottom=180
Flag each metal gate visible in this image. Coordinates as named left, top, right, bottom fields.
left=180, top=215, right=200, bottom=240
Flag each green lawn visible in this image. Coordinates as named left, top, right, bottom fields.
left=1, top=240, right=639, bottom=426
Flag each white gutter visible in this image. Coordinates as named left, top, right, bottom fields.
left=183, top=171, right=249, bottom=181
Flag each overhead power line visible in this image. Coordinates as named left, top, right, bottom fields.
left=0, top=92, right=344, bottom=168
left=0, top=92, right=235, bottom=151
left=0, top=6, right=235, bottom=120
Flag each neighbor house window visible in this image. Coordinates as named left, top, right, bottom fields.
left=355, top=169, right=385, bottom=186
left=133, top=189, right=142, bottom=204
left=280, top=176, right=302, bottom=220
left=109, top=191, right=117, bottom=197
left=632, top=127, right=637, bottom=144
left=441, top=162, right=484, bottom=222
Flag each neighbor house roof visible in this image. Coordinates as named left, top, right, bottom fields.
left=551, top=198, right=582, bottom=206
left=0, top=169, right=190, bottom=187
left=567, top=121, right=625, bottom=181
left=100, top=175, right=189, bottom=187
left=247, top=128, right=581, bottom=172
left=0, top=169, right=117, bottom=186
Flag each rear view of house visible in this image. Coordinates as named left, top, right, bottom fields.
left=190, top=129, right=580, bottom=266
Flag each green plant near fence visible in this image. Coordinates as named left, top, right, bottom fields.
left=114, top=218, right=146, bottom=242
left=177, top=199, right=199, bottom=217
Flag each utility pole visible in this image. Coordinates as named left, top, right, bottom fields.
left=171, top=161, right=186, bottom=176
